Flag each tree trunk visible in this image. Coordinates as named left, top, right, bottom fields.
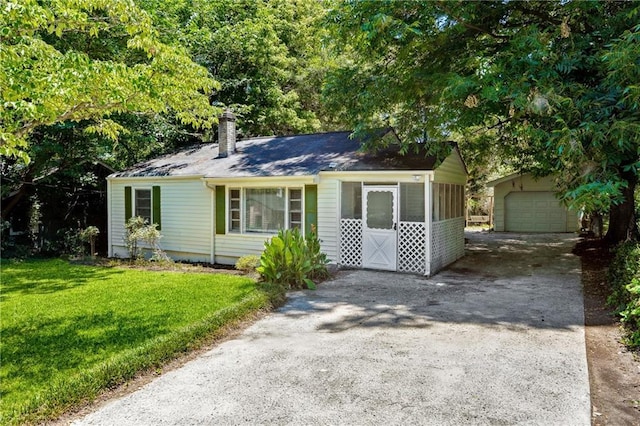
left=604, top=171, right=638, bottom=244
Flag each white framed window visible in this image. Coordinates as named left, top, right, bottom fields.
left=289, top=188, right=303, bottom=229
left=229, top=186, right=303, bottom=234
left=229, top=188, right=241, bottom=232
left=134, top=189, right=152, bottom=223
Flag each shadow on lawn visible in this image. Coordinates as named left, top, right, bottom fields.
left=0, top=259, right=124, bottom=298
left=1, top=310, right=171, bottom=401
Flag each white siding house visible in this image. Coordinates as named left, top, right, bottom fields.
left=488, top=173, right=578, bottom=233
left=107, top=113, right=467, bottom=275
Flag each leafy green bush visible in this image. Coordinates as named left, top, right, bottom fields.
left=257, top=227, right=329, bottom=290
left=607, top=241, right=640, bottom=349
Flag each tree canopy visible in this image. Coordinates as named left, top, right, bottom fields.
left=3, top=0, right=639, bottom=246
left=324, top=0, right=640, bottom=242
left=0, top=0, right=336, bottom=250
left=136, top=0, right=334, bottom=138
left=0, top=0, right=219, bottom=162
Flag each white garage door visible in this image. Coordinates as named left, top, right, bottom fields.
left=505, top=192, right=567, bottom=232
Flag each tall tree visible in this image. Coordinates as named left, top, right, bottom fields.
left=0, top=0, right=219, bottom=163
left=325, top=0, right=640, bottom=243
left=138, top=0, right=335, bottom=137
left=0, top=0, right=220, bottom=230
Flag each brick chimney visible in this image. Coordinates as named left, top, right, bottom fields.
left=218, top=109, right=236, bottom=158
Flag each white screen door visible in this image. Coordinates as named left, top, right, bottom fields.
left=362, top=186, right=398, bottom=271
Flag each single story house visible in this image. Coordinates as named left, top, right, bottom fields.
left=487, top=173, right=578, bottom=233
left=107, top=112, right=467, bottom=275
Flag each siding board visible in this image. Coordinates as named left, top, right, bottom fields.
left=110, top=179, right=211, bottom=258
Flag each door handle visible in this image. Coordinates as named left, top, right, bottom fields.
left=393, top=223, right=397, bottom=231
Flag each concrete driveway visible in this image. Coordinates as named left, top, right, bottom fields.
left=75, top=232, right=590, bottom=425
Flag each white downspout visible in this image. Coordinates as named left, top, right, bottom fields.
left=107, top=178, right=113, bottom=258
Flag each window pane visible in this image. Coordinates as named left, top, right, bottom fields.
left=229, top=188, right=241, bottom=232
left=400, top=183, right=425, bottom=222
left=289, top=188, right=302, bottom=229
left=451, top=185, right=457, bottom=218
left=341, top=182, right=362, bottom=219
left=366, top=191, right=394, bottom=229
left=245, top=188, right=285, bottom=233
left=135, top=189, right=152, bottom=223
left=445, top=184, right=452, bottom=219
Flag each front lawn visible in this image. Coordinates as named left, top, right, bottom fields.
left=0, top=259, right=269, bottom=425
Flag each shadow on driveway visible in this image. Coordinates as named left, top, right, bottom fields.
left=283, top=232, right=583, bottom=333
left=76, top=232, right=590, bottom=426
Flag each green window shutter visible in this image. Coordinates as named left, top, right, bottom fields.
left=152, top=186, right=161, bottom=230
left=215, top=185, right=226, bottom=234
left=124, top=186, right=132, bottom=223
left=305, top=184, right=318, bottom=236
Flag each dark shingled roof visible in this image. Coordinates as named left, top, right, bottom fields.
left=110, top=130, right=439, bottom=178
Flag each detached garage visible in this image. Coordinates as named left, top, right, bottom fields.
left=488, top=173, right=578, bottom=233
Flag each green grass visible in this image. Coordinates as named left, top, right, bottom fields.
left=0, top=258, right=271, bottom=425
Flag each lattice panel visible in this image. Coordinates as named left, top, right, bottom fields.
left=430, top=217, right=465, bottom=273
left=340, top=219, right=363, bottom=267
left=398, top=222, right=426, bottom=274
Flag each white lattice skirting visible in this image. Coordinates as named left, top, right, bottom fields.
left=340, top=219, right=363, bottom=267
left=430, top=217, right=465, bottom=273
left=340, top=218, right=462, bottom=275
left=398, top=222, right=426, bottom=274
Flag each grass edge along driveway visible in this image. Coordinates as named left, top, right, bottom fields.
left=0, top=258, right=274, bottom=425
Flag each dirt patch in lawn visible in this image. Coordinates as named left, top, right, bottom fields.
left=70, top=257, right=245, bottom=275
left=574, top=238, right=640, bottom=425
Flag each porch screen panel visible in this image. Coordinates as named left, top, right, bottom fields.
left=432, top=184, right=439, bottom=222
left=438, top=183, right=446, bottom=220
left=341, top=182, right=362, bottom=219
left=400, top=183, right=425, bottom=222
left=245, top=188, right=285, bottom=233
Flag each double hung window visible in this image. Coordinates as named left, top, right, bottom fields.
left=134, top=189, right=152, bottom=223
